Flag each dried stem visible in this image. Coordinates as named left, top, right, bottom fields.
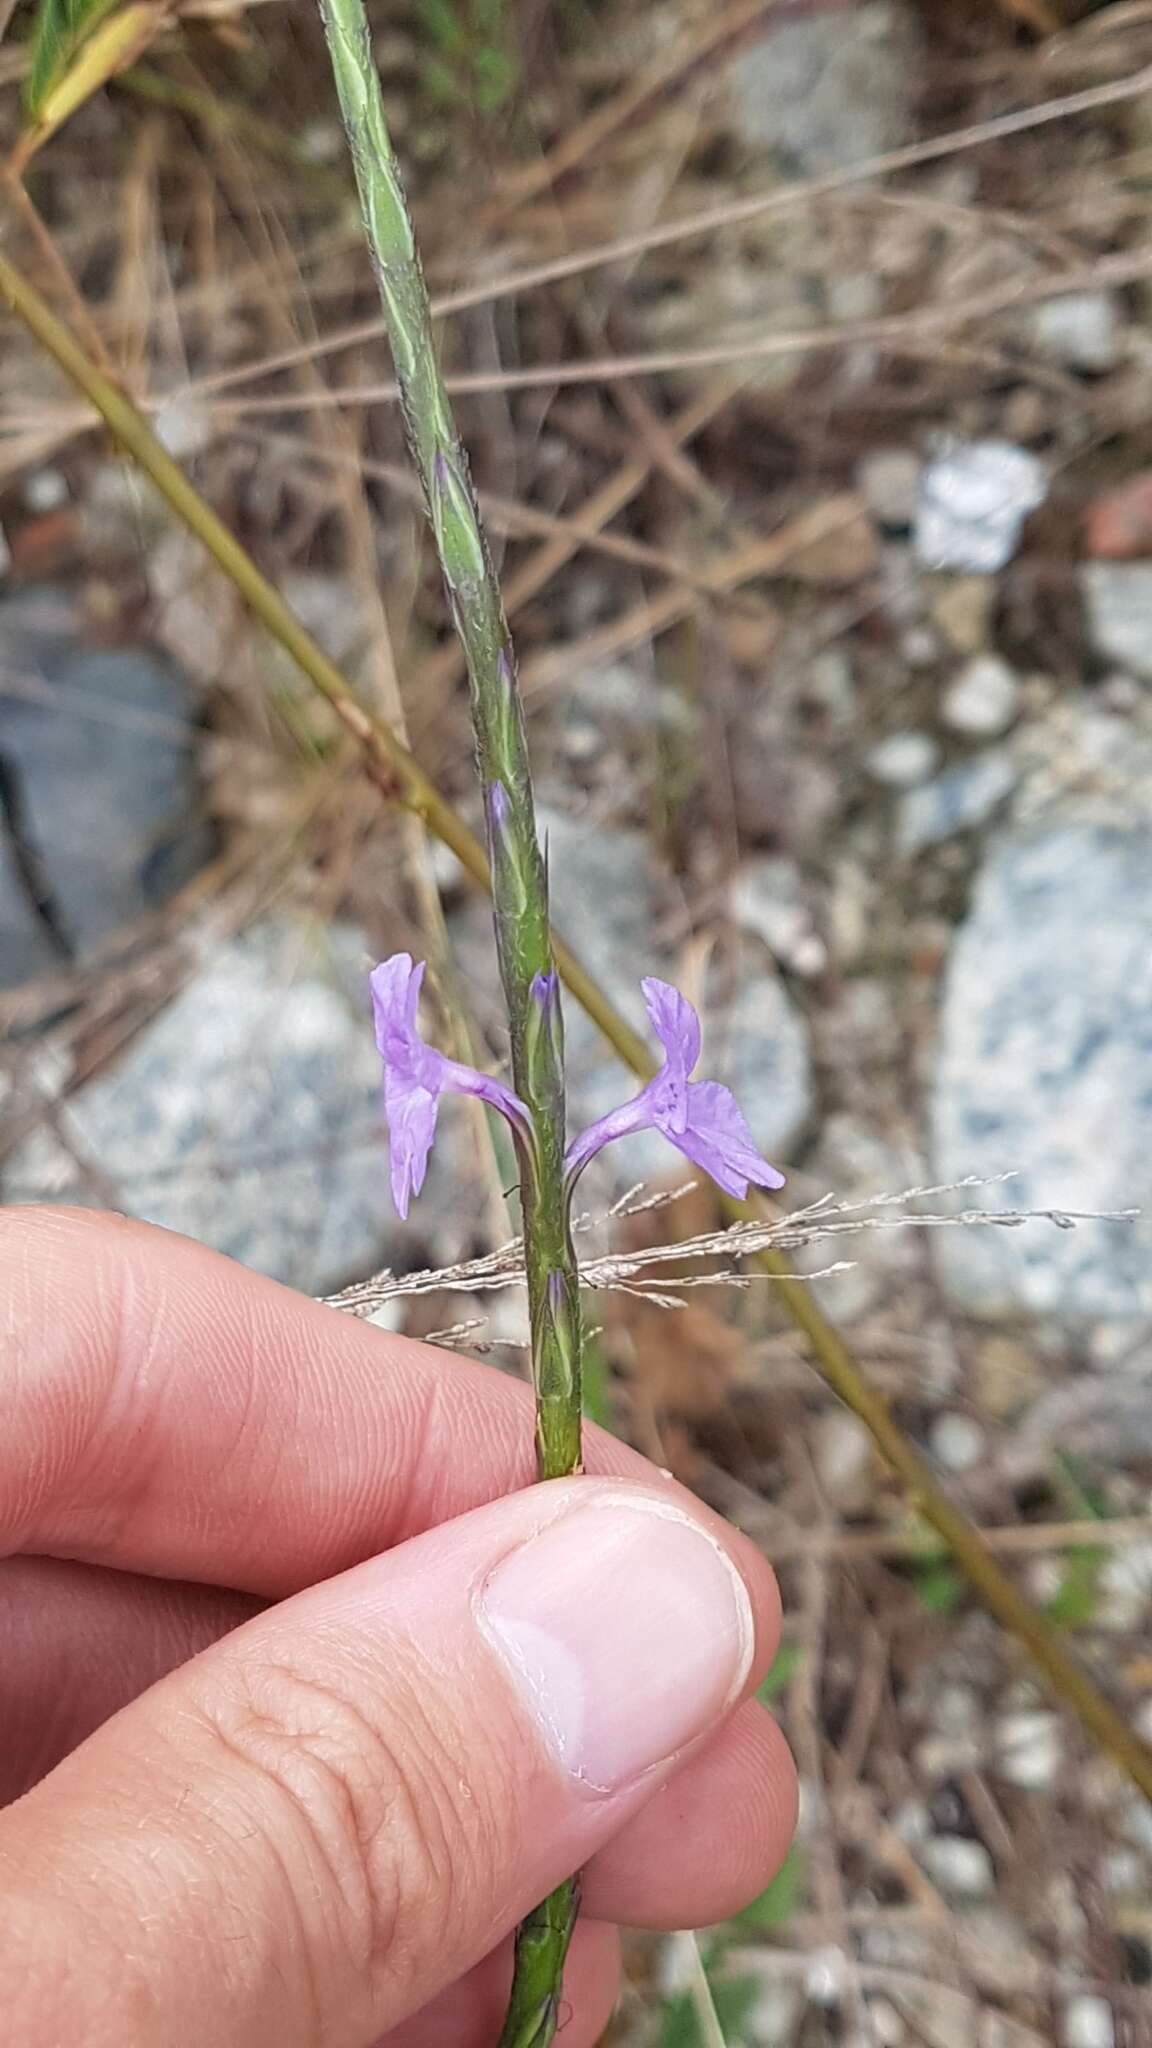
left=2, top=244, right=1149, bottom=1806
left=313, top=0, right=585, bottom=2031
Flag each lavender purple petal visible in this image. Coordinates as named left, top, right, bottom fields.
left=564, top=977, right=785, bottom=1200
left=370, top=951, right=529, bottom=1216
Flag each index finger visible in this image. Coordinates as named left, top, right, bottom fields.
left=1, top=1208, right=670, bottom=1595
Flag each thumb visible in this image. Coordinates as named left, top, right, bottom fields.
left=0, top=1478, right=774, bottom=2048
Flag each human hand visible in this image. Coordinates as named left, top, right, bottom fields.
left=0, top=1208, right=795, bottom=2047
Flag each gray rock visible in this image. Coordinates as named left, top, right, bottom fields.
left=896, top=748, right=1018, bottom=853
left=941, top=654, right=1020, bottom=737
left=1031, top=292, right=1120, bottom=374
left=916, top=439, right=1048, bottom=574
left=813, top=1410, right=873, bottom=1512
left=922, top=1835, right=995, bottom=1899
left=0, top=588, right=207, bottom=987
left=866, top=730, right=939, bottom=789
left=930, top=1412, right=985, bottom=1472
left=1062, top=1998, right=1115, bottom=2048
left=731, top=855, right=827, bottom=976
left=2, top=921, right=406, bottom=1292
left=857, top=446, right=921, bottom=532
left=995, top=1710, right=1062, bottom=1790
left=932, top=820, right=1152, bottom=1317
left=1081, top=561, right=1152, bottom=678
left=729, top=1, right=917, bottom=175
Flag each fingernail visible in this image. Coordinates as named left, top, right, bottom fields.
left=478, top=1493, right=754, bottom=1792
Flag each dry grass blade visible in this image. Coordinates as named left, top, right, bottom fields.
left=322, top=1180, right=1134, bottom=1321
left=181, top=59, right=1152, bottom=402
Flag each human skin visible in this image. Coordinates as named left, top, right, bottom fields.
left=0, top=1208, right=796, bottom=2047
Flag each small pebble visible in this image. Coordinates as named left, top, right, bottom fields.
left=23, top=468, right=68, bottom=513
left=917, top=438, right=1047, bottom=574
left=867, top=730, right=940, bottom=788
left=814, top=1409, right=873, bottom=1511
left=930, top=1411, right=985, bottom=1472
left=932, top=574, right=996, bottom=654
left=858, top=446, right=920, bottom=531
left=1101, top=1848, right=1142, bottom=1894
left=868, top=1997, right=907, bottom=2046
left=153, top=397, right=212, bottom=459
left=915, top=1731, right=984, bottom=1780
left=732, top=856, right=827, bottom=977
left=1032, top=292, right=1119, bottom=375
left=805, top=1946, right=845, bottom=2007
left=942, top=654, right=1020, bottom=737
left=896, top=748, right=1017, bottom=855
left=922, top=1834, right=995, bottom=1899
left=995, top=1709, right=1062, bottom=1790
left=1062, top=1994, right=1115, bottom=2048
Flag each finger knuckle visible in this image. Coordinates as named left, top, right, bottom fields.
left=196, top=1652, right=503, bottom=1993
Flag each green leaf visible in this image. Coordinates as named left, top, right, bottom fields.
left=1045, top=1544, right=1106, bottom=1629
left=24, top=0, right=121, bottom=115
left=756, top=1640, right=802, bottom=1703
left=914, top=1562, right=964, bottom=1615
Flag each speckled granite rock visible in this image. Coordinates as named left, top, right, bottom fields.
left=2, top=921, right=409, bottom=1292
left=931, top=818, right=1152, bottom=1318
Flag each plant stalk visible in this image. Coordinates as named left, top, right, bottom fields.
left=313, top=0, right=582, bottom=2032
left=3, top=245, right=1150, bottom=1808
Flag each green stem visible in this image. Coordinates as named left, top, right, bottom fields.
left=314, top=0, right=582, bottom=2030
left=2, top=247, right=1150, bottom=1810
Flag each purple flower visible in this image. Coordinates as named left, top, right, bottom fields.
left=564, top=977, right=786, bottom=1200
left=370, top=953, right=528, bottom=1217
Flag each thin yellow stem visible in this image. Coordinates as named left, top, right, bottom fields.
left=2, top=239, right=1149, bottom=1803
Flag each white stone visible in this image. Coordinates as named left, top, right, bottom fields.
left=869, top=1997, right=907, bottom=2045
left=814, top=1410, right=873, bottom=1511
left=931, top=1412, right=985, bottom=1471
left=932, top=810, right=1152, bottom=1319
left=729, top=1, right=917, bottom=174
left=915, top=1731, right=984, bottom=1780
left=2, top=921, right=403, bottom=1293
left=731, top=856, right=827, bottom=976
left=23, top=467, right=67, bottom=512
left=995, top=1710, right=1062, bottom=1789
left=897, top=749, right=1017, bottom=855
left=1099, top=1543, right=1152, bottom=1632
left=867, top=729, right=940, bottom=788
left=298, top=118, right=343, bottom=163
left=1062, top=1995, right=1115, bottom=2048
left=1082, top=562, right=1152, bottom=679
left=153, top=396, right=212, bottom=459
left=916, top=439, right=1047, bottom=574
left=858, top=447, right=920, bottom=530
left=942, top=655, right=1020, bottom=737
left=1101, top=1848, right=1142, bottom=1894
left=922, top=1835, right=995, bottom=1899
left=1032, top=292, right=1120, bottom=374
left=805, top=1946, right=846, bottom=2006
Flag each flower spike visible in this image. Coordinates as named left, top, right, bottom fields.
left=371, top=953, right=529, bottom=1217
left=564, top=977, right=785, bottom=1200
